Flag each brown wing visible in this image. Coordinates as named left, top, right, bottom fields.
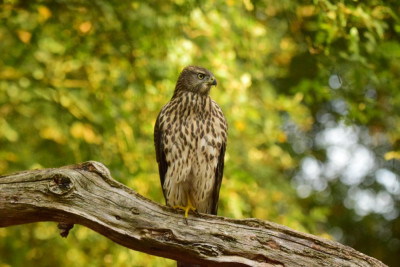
left=154, top=112, right=168, bottom=203
left=210, top=142, right=226, bottom=215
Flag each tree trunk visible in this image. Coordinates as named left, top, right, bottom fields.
left=0, top=161, right=386, bottom=267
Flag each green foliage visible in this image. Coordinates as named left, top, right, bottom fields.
left=1, top=0, right=399, bottom=266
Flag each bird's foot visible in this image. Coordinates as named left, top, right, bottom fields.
left=173, top=204, right=198, bottom=218
left=173, top=194, right=199, bottom=218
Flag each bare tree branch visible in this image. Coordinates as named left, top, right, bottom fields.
left=0, top=161, right=386, bottom=267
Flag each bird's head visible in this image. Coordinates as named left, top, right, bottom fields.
left=174, top=65, right=217, bottom=96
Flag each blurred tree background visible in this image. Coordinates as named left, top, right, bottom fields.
left=1, top=0, right=399, bottom=266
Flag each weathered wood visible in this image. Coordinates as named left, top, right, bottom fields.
left=0, top=161, right=386, bottom=267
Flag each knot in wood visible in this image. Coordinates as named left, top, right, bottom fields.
left=81, top=161, right=111, bottom=179
left=130, top=207, right=140, bottom=215
left=48, top=174, right=73, bottom=195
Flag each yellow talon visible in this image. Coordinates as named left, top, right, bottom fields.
left=173, top=193, right=198, bottom=218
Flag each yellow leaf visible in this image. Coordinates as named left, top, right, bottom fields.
left=226, top=0, right=234, bottom=7
left=70, top=122, right=101, bottom=144
left=294, top=92, right=304, bottom=103
left=79, top=21, right=92, bottom=34
left=40, top=126, right=67, bottom=144
left=17, top=30, right=32, bottom=44
left=243, top=0, right=254, bottom=11
left=0, top=118, right=19, bottom=142
left=38, top=6, right=51, bottom=21
left=384, top=151, right=400, bottom=161
left=297, top=5, right=315, bottom=17
left=248, top=148, right=263, bottom=161
left=278, top=132, right=287, bottom=143
left=234, top=121, right=245, bottom=131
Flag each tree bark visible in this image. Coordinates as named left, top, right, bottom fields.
left=0, top=161, right=386, bottom=267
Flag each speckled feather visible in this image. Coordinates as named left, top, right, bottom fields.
left=154, top=66, right=227, bottom=215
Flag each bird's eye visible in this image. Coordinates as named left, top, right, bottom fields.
left=197, top=73, right=205, bottom=80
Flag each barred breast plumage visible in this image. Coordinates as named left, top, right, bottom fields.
left=154, top=65, right=227, bottom=216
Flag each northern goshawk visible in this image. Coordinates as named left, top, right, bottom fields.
left=154, top=66, right=227, bottom=219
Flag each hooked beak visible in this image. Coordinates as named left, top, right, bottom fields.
left=209, top=76, right=217, bottom=86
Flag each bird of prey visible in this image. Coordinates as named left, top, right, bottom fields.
left=154, top=66, right=227, bottom=220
